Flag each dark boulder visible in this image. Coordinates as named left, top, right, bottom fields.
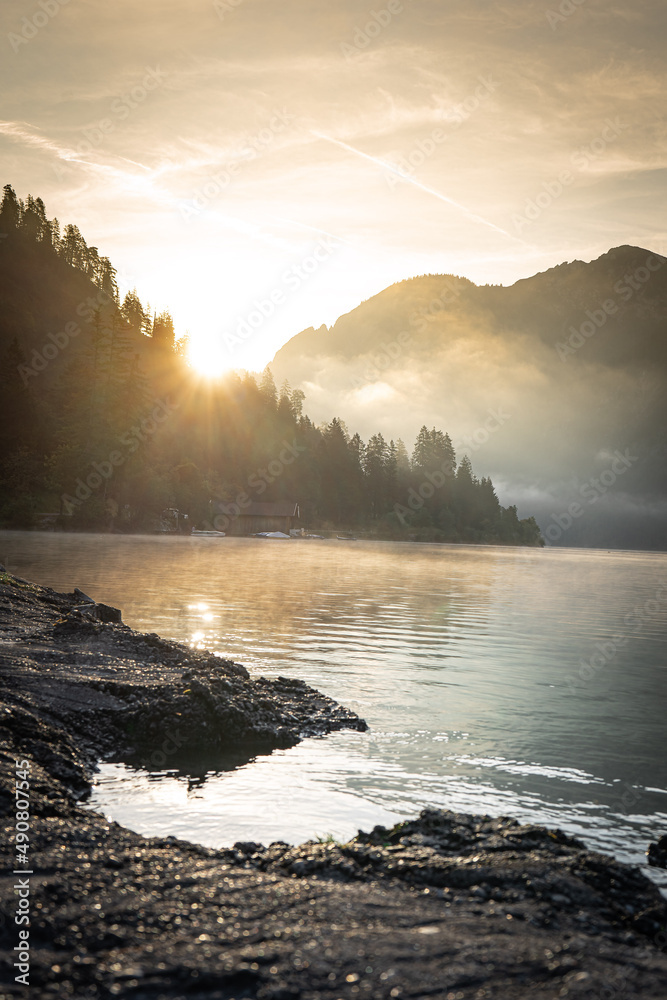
left=648, top=834, right=667, bottom=868
left=94, top=602, right=123, bottom=624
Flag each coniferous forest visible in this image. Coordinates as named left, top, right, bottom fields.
left=0, top=185, right=542, bottom=545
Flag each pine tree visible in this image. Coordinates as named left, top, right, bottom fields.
left=99, top=257, right=119, bottom=303
left=22, top=195, right=48, bottom=242
left=0, top=338, right=50, bottom=527
left=364, top=432, right=389, bottom=519
left=317, top=419, right=358, bottom=524
left=395, top=438, right=410, bottom=476
left=290, top=387, right=306, bottom=420
left=44, top=216, right=60, bottom=252
left=412, top=425, right=432, bottom=472
left=60, top=224, right=88, bottom=268
left=259, top=366, right=277, bottom=408
left=122, top=289, right=150, bottom=336
left=412, top=426, right=455, bottom=476
left=0, top=184, right=21, bottom=231
left=152, top=310, right=175, bottom=350
left=380, top=440, right=394, bottom=504
left=175, top=333, right=191, bottom=359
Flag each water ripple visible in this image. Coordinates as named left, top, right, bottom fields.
left=1, top=532, right=665, bottom=889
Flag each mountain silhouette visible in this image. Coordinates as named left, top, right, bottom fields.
left=270, top=246, right=667, bottom=549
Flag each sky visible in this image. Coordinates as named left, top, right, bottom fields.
left=1, top=0, right=665, bottom=373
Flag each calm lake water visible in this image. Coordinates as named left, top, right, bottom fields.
left=2, top=532, right=666, bottom=890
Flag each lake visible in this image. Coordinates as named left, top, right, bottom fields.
left=2, top=531, right=666, bottom=891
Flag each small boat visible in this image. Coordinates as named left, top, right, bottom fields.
left=337, top=534, right=357, bottom=540
left=253, top=531, right=291, bottom=539
left=190, top=529, right=226, bottom=537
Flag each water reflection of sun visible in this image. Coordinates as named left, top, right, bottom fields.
left=190, top=630, right=206, bottom=648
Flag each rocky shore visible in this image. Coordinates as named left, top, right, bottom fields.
left=1, top=571, right=666, bottom=999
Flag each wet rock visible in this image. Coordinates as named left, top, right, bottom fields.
left=93, top=602, right=123, bottom=624
left=2, top=807, right=667, bottom=1000
left=648, top=834, right=667, bottom=868
left=73, top=587, right=95, bottom=604
left=0, top=572, right=367, bottom=794
left=1, top=572, right=667, bottom=1000
left=234, top=840, right=264, bottom=855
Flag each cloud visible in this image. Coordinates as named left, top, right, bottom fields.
left=1, top=0, right=665, bottom=367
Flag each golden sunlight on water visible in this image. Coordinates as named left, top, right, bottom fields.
left=2, top=532, right=666, bottom=889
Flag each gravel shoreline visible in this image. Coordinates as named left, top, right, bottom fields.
left=1, top=571, right=666, bottom=999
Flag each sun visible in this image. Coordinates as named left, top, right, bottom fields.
left=185, top=327, right=273, bottom=379
left=186, top=336, right=236, bottom=378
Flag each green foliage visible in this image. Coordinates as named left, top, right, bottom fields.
left=0, top=183, right=544, bottom=546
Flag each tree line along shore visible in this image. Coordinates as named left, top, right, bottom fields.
left=0, top=184, right=542, bottom=545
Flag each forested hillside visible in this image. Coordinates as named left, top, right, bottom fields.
left=270, top=247, right=667, bottom=549
left=0, top=184, right=542, bottom=545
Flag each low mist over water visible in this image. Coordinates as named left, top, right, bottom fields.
left=2, top=531, right=665, bottom=889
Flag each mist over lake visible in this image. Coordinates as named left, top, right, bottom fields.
left=3, top=530, right=665, bottom=892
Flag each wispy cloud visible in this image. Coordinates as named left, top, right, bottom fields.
left=312, top=130, right=531, bottom=247
left=1, top=0, right=665, bottom=367
left=0, top=120, right=73, bottom=160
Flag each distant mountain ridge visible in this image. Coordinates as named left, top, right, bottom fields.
left=270, top=246, right=667, bottom=549
left=275, top=246, right=666, bottom=367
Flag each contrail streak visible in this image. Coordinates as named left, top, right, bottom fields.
left=312, top=131, right=529, bottom=247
